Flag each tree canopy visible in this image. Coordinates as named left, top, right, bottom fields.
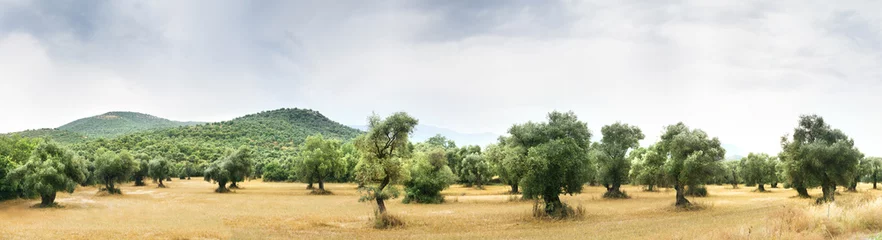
left=518, top=111, right=593, bottom=218
left=8, top=141, right=88, bottom=207
left=93, top=149, right=139, bottom=194
left=402, top=147, right=455, bottom=204
left=781, top=115, right=862, bottom=203
left=354, top=112, right=418, bottom=213
left=592, top=122, right=644, bottom=198
left=657, top=122, right=725, bottom=207
left=294, top=134, right=344, bottom=193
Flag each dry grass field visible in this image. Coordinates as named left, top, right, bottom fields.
left=1, top=180, right=881, bottom=240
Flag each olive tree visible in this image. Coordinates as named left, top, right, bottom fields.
left=520, top=111, right=593, bottom=217
left=629, top=145, right=667, bottom=191
left=8, top=142, right=88, bottom=207
left=657, top=122, right=726, bottom=207
left=132, top=153, right=150, bottom=186
left=459, top=153, right=491, bottom=189
left=354, top=112, right=418, bottom=213
left=781, top=115, right=862, bottom=203
left=867, top=157, right=882, bottom=189
left=226, top=146, right=254, bottom=189
left=402, top=148, right=455, bottom=204
left=723, top=160, right=740, bottom=189
left=592, top=122, right=644, bottom=198
left=148, top=157, right=171, bottom=188
left=295, top=134, right=344, bottom=193
left=94, top=150, right=139, bottom=194
left=204, top=158, right=232, bottom=193
left=485, top=142, right=527, bottom=194
left=739, top=153, right=773, bottom=192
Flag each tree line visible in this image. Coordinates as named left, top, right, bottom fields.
left=1, top=112, right=879, bottom=221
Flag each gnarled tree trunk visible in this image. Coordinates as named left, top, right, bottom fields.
left=40, top=192, right=57, bottom=207
left=158, top=179, right=166, bottom=188
left=757, top=184, right=765, bottom=192
left=674, top=184, right=690, bottom=207
left=375, top=176, right=391, bottom=213
left=229, top=181, right=239, bottom=189
left=510, top=183, right=519, bottom=194
left=215, top=181, right=229, bottom=193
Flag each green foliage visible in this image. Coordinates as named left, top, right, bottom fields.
left=781, top=115, right=862, bottom=203
left=204, top=158, right=232, bottom=193
left=148, top=157, right=171, bottom=188
left=7, top=141, right=88, bottom=207
left=294, top=134, right=344, bottom=193
left=458, top=153, right=490, bottom=189
left=8, top=129, right=88, bottom=145
left=402, top=148, right=455, bottom=204
left=867, top=157, right=882, bottom=189
left=629, top=145, right=667, bottom=191
left=93, top=150, right=139, bottom=194
left=657, top=122, right=725, bottom=207
left=451, top=145, right=481, bottom=183
left=175, top=161, right=193, bottom=179
left=739, top=153, right=775, bottom=192
left=354, top=112, right=418, bottom=213
left=485, top=142, right=527, bottom=194
left=262, top=159, right=294, bottom=182
left=721, top=160, right=740, bottom=188
left=592, top=122, right=643, bottom=198
left=132, top=153, right=150, bottom=186
left=58, top=111, right=202, bottom=139
left=518, top=111, right=593, bottom=217
left=0, top=135, right=41, bottom=200
left=225, top=146, right=255, bottom=188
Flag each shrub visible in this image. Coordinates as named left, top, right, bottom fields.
left=371, top=210, right=405, bottom=229
left=403, top=148, right=455, bottom=204
left=531, top=200, right=585, bottom=220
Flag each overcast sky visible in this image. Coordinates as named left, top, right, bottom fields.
left=1, top=0, right=881, bottom=156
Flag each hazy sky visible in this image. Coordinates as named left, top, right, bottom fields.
left=1, top=0, right=881, bottom=156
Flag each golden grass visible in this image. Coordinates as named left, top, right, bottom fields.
left=0, top=181, right=879, bottom=239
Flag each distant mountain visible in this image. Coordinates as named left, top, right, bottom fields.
left=722, top=144, right=746, bottom=160
left=350, top=124, right=500, bottom=147
left=96, top=108, right=363, bottom=155
left=57, top=111, right=202, bottom=139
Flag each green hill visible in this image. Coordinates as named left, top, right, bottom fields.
left=11, top=128, right=88, bottom=144
left=72, top=108, right=363, bottom=173
left=58, top=111, right=202, bottom=139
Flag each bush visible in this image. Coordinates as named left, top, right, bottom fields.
left=685, top=185, right=708, bottom=197
left=402, top=148, right=455, bottom=204
left=531, top=201, right=585, bottom=220
left=261, top=160, right=293, bottom=182
left=602, top=190, right=629, bottom=199
left=371, top=210, right=405, bottom=229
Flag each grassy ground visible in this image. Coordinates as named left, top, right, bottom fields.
left=0, top=180, right=879, bottom=239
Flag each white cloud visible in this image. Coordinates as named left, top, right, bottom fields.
left=1, top=0, right=881, bottom=156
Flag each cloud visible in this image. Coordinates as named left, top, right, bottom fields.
left=1, top=0, right=881, bottom=156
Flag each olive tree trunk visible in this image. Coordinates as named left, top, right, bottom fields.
left=215, top=181, right=230, bottom=193
left=757, top=184, right=765, bottom=192
left=158, top=178, right=166, bottom=188
left=674, top=184, right=690, bottom=207
left=375, top=176, right=390, bottom=213
left=509, top=183, right=519, bottom=194
left=40, top=192, right=57, bottom=207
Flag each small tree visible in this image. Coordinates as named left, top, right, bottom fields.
left=402, top=148, right=455, bottom=204
left=148, top=157, right=171, bottom=188
left=8, top=142, right=88, bottom=207
left=867, top=157, right=882, bottom=189
left=723, top=160, right=740, bottom=189
left=132, top=153, right=150, bottom=186
left=847, top=158, right=870, bottom=192
left=226, top=146, right=254, bottom=189
left=485, top=142, right=527, bottom=194
left=147, top=156, right=171, bottom=188
left=94, top=150, right=139, bottom=194
left=629, top=146, right=667, bottom=191
left=592, top=122, right=644, bottom=198
left=354, top=112, right=418, bottom=214
left=740, top=153, right=773, bottom=192
left=459, top=153, right=491, bottom=189
left=520, top=111, right=593, bottom=218
left=204, top=158, right=232, bottom=193
left=295, top=134, right=344, bottom=194
left=658, top=122, right=725, bottom=207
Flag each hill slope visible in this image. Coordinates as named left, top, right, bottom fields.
left=76, top=108, right=363, bottom=165
left=58, top=111, right=201, bottom=138
left=11, top=128, right=88, bottom=144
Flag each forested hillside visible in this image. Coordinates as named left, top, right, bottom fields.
left=70, top=108, right=362, bottom=176
left=11, top=128, right=88, bottom=144
left=58, top=111, right=202, bottom=138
